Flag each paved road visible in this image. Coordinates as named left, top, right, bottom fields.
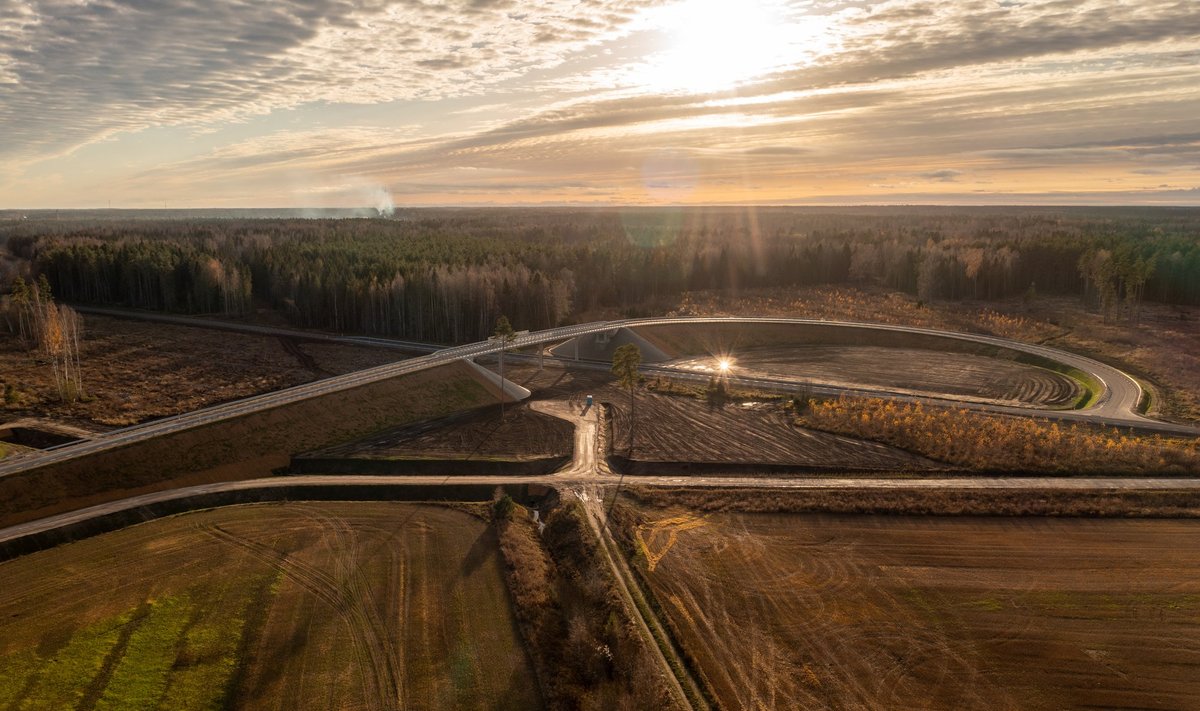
left=6, top=310, right=1193, bottom=481
left=5, top=473, right=1200, bottom=550
left=84, top=306, right=1184, bottom=428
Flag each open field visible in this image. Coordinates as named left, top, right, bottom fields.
left=314, top=403, right=573, bottom=462
left=616, top=505, right=1200, bottom=710
left=667, top=345, right=1082, bottom=407
left=669, top=286, right=1200, bottom=422
left=605, top=387, right=935, bottom=471
left=0, top=361, right=498, bottom=529
left=0, top=315, right=407, bottom=428
left=0, top=501, right=538, bottom=711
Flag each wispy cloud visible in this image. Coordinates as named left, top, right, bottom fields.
left=2, top=0, right=1200, bottom=206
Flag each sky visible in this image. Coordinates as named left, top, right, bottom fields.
left=1, top=0, right=1199, bottom=209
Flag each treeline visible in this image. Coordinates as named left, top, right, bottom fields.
left=4, top=207, right=1200, bottom=342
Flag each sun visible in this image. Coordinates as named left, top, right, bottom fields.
left=636, top=0, right=818, bottom=94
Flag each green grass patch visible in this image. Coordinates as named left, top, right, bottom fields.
left=12, top=610, right=134, bottom=709
left=96, top=595, right=192, bottom=710
left=1136, top=381, right=1154, bottom=415
left=960, top=596, right=1005, bottom=612
left=0, top=575, right=271, bottom=711
left=1010, top=352, right=1103, bottom=410
left=0, top=649, right=40, bottom=708
left=158, top=579, right=265, bottom=711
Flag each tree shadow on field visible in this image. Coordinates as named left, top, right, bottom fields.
left=460, top=527, right=498, bottom=580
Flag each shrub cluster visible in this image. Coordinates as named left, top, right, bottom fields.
left=803, top=397, right=1200, bottom=474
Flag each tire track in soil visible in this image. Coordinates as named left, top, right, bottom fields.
left=290, top=505, right=407, bottom=710
left=278, top=337, right=334, bottom=379
left=199, top=520, right=403, bottom=711
left=648, top=514, right=1014, bottom=710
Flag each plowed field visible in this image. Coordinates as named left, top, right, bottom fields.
left=316, top=403, right=573, bottom=461
left=0, top=502, right=538, bottom=711
left=626, top=510, right=1200, bottom=710
left=667, top=345, right=1082, bottom=407
left=607, top=390, right=935, bottom=470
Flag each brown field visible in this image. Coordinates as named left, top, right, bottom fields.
left=618, top=506, right=1200, bottom=710
left=499, top=361, right=934, bottom=471
left=667, top=345, right=1081, bottom=407
left=0, top=361, right=498, bottom=529
left=0, top=315, right=407, bottom=428
left=606, top=387, right=935, bottom=471
left=668, top=286, right=1200, bottom=422
left=0, top=502, right=539, bottom=711
left=315, top=402, right=573, bottom=462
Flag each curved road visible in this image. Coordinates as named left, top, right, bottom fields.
left=2, top=313, right=1194, bottom=481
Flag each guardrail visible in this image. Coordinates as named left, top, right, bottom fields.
left=0, top=316, right=1173, bottom=478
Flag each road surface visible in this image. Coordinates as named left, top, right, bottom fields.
left=5, top=311, right=1194, bottom=481
left=5, top=472, right=1200, bottom=551
left=528, top=399, right=602, bottom=476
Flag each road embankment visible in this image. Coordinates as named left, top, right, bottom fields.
left=0, top=478, right=558, bottom=561
left=0, top=361, right=497, bottom=530
left=288, top=454, right=571, bottom=476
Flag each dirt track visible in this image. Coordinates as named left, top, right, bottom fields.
left=627, top=510, right=1200, bottom=710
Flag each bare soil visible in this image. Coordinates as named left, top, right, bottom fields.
left=619, top=506, right=1200, bottom=710
left=0, top=502, right=539, bottom=711
left=498, top=362, right=933, bottom=471
left=314, top=403, right=574, bottom=461
left=667, top=345, right=1081, bottom=407
left=605, top=387, right=935, bottom=471
left=0, top=315, right=408, bottom=428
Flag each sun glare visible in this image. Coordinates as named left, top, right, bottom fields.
left=637, top=0, right=825, bottom=94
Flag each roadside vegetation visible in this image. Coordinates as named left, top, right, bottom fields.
left=493, top=496, right=678, bottom=710
left=621, top=485, right=1200, bottom=518
left=801, top=397, right=1200, bottom=474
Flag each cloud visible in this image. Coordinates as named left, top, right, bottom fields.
left=0, top=0, right=661, bottom=162
left=917, top=169, right=963, bottom=182
left=4, top=0, right=1200, bottom=206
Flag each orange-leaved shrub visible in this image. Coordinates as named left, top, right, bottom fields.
left=802, top=397, right=1200, bottom=474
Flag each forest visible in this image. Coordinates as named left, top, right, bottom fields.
left=2, top=207, right=1199, bottom=343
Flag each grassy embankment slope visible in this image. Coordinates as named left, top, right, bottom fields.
left=0, top=360, right=500, bottom=529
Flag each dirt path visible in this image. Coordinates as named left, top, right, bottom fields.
left=527, top=400, right=602, bottom=476
left=530, top=398, right=706, bottom=711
